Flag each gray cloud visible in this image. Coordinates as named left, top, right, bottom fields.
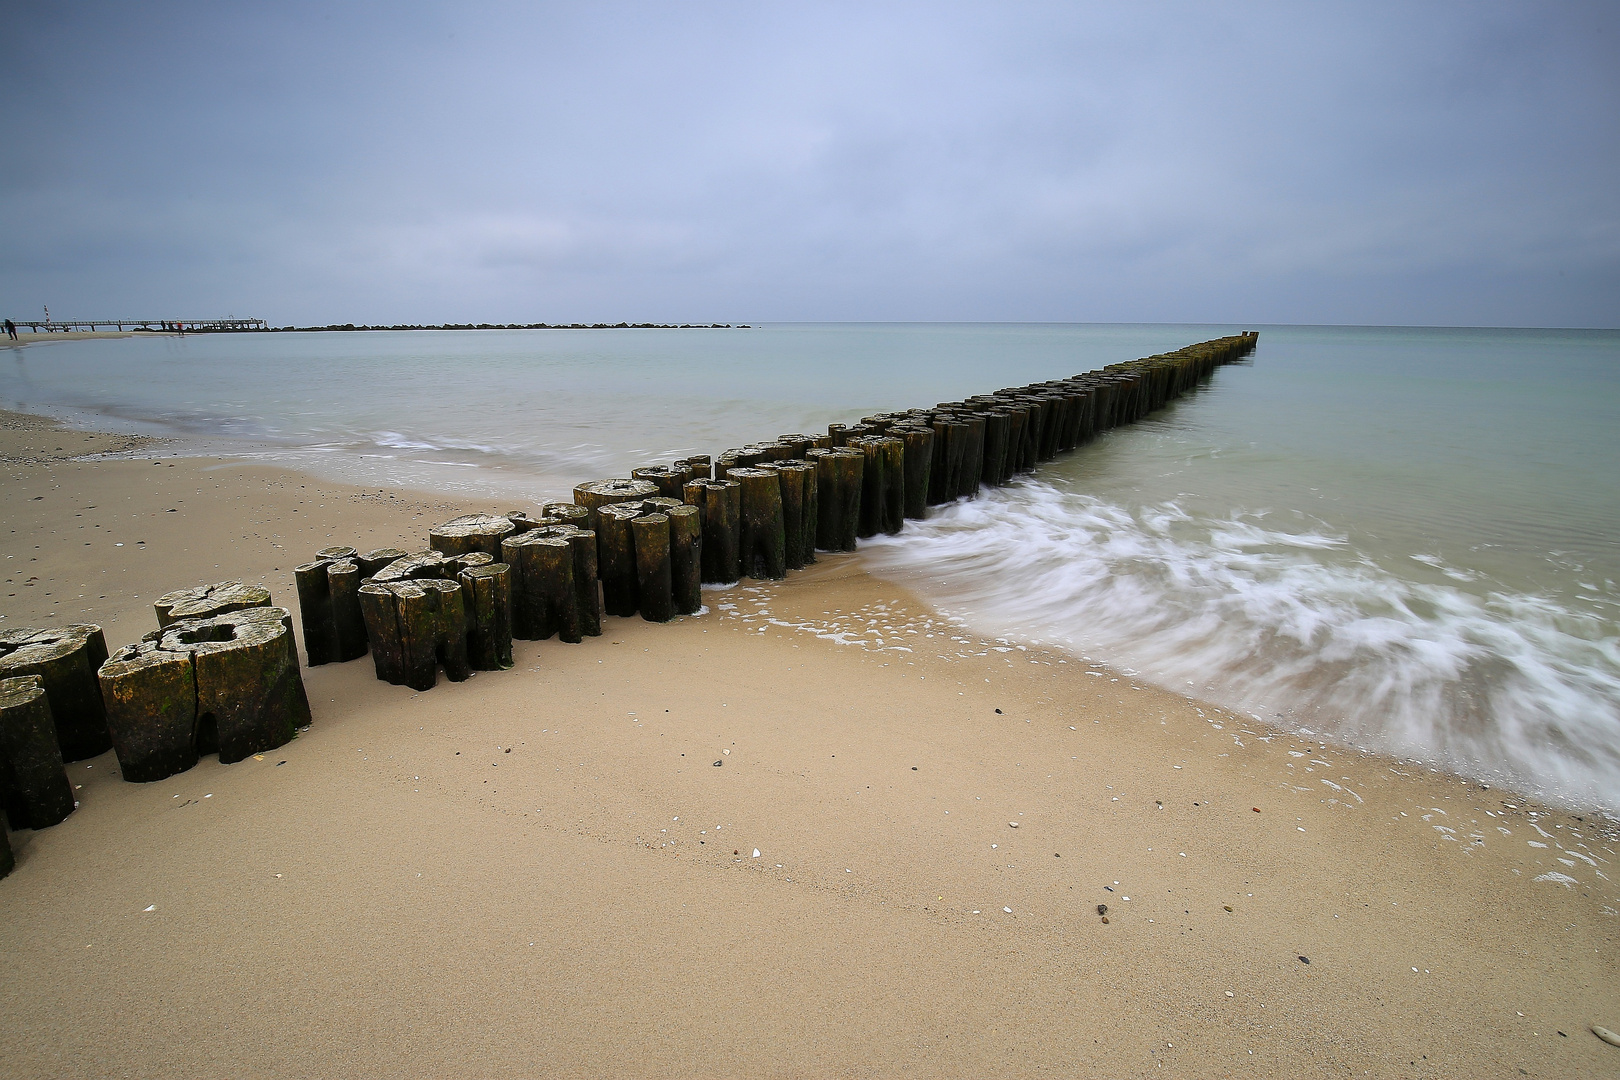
left=2, top=1, right=1615, bottom=326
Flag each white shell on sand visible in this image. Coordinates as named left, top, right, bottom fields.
left=1593, top=1026, right=1620, bottom=1047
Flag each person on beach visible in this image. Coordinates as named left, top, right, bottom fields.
left=4, top=319, right=16, bottom=340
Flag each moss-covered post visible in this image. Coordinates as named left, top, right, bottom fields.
left=729, top=468, right=786, bottom=580
left=535, top=534, right=584, bottom=641
left=358, top=548, right=407, bottom=578
left=763, top=460, right=815, bottom=569
left=359, top=583, right=403, bottom=684
left=632, top=513, right=674, bottom=622
left=631, top=464, right=693, bottom=500
left=459, top=562, right=513, bottom=670
left=574, top=479, right=658, bottom=530
left=895, top=424, right=934, bottom=519
left=810, top=448, right=863, bottom=552
left=294, top=561, right=337, bottom=663
left=430, top=514, right=516, bottom=560
left=0, top=675, right=75, bottom=828
left=0, top=625, right=110, bottom=762
left=683, top=478, right=741, bottom=584
left=327, top=559, right=369, bottom=662
left=169, top=607, right=313, bottom=764
left=667, top=504, right=702, bottom=615
left=158, top=581, right=272, bottom=629
left=596, top=503, right=643, bottom=617
left=97, top=642, right=199, bottom=783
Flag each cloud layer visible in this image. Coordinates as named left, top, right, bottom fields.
left=3, top=1, right=1616, bottom=326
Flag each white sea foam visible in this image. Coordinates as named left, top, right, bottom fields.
left=862, top=481, right=1620, bottom=813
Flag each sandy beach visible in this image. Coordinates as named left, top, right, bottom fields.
left=1, top=408, right=1616, bottom=1078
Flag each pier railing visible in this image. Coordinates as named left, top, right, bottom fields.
left=8, top=318, right=268, bottom=333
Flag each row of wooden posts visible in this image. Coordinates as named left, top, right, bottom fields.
left=0, top=333, right=1258, bottom=876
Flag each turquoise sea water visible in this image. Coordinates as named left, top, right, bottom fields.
left=4, top=325, right=1618, bottom=810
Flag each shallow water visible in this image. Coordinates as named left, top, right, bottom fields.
left=5, top=323, right=1617, bottom=810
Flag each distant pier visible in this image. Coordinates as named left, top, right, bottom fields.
left=7, top=318, right=268, bottom=333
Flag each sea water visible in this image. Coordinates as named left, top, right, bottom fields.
left=4, top=325, right=1617, bottom=810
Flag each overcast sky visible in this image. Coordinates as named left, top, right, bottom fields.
left=2, top=2, right=1616, bottom=327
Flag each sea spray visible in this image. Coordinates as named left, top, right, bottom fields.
left=861, top=480, right=1620, bottom=812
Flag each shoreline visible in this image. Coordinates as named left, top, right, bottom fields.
left=2, top=408, right=1618, bottom=1075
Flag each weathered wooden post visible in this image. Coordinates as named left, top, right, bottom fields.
left=109, top=607, right=312, bottom=768
left=574, top=478, right=658, bottom=529
left=156, top=581, right=272, bottom=629
left=0, top=625, right=110, bottom=762
left=928, top=417, right=965, bottom=505
left=429, top=513, right=517, bottom=560
left=632, top=513, right=675, bottom=622
left=729, top=468, right=786, bottom=580
left=631, top=464, right=693, bottom=500
left=294, top=560, right=337, bottom=663
left=683, top=478, right=741, bottom=584
left=0, top=676, right=74, bottom=828
left=677, top=454, right=712, bottom=480
left=596, top=503, right=644, bottom=617
left=359, top=583, right=403, bottom=684
left=763, top=460, right=816, bottom=569
left=458, top=562, right=513, bottom=669
left=327, top=559, right=369, bottom=661
left=358, top=548, right=407, bottom=578
left=981, top=410, right=1011, bottom=487
left=809, top=447, right=863, bottom=552
left=894, top=424, right=934, bottom=519
left=667, top=504, right=702, bottom=615
left=98, top=643, right=197, bottom=783
left=359, top=580, right=470, bottom=692
left=180, top=607, right=312, bottom=763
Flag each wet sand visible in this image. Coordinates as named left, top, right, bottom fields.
left=1, top=409, right=1617, bottom=1078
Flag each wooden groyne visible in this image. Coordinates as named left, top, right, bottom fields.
left=0, top=332, right=1257, bottom=876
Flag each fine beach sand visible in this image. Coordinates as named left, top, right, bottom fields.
left=1, top=408, right=1617, bottom=1078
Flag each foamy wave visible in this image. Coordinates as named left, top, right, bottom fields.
left=862, top=482, right=1620, bottom=812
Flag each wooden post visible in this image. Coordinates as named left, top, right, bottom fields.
left=573, top=479, right=658, bottom=529
left=98, top=642, right=198, bottom=784
left=928, top=417, right=964, bottom=504
left=853, top=436, right=905, bottom=534
left=763, top=460, right=816, bottom=569
left=893, top=424, right=934, bottom=519
left=0, top=676, right=74, bottom=828
left=156, top=581, right=272, bottom=629
left=327, top=559, right=369, bottom=662
left=358, top=548, right=407, bottom=578
left=981, top=410, right=1010, bottom=487
left=459, top=563, right=513, bottom=670
left=0, top=625, right=110, bottom=762
left=596, top=503, right=643, bottom=617
left=683, top=478, right=741, bottom=584
left=502, top=532, right=564, bottom=641
left=667, top=504, right=702, bottom=615
left=809, top=448, right=862, bottom=552
left=677, top=455, right=712, bottom=481
left=161, top=607, right=313, bottom=764
left=430, top=513, right=517, bottom=559
left=632, top=513, right=674, bottom=622
left=359, top=583, right=404, bottom=684
left=729, top=468, right=786, bottom=580
left=631, top=463, right=693, bottom=500
left=293, top=561, right=337, bottom=663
